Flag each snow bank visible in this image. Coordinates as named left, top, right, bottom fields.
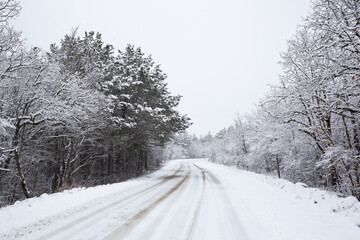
left=200, top=159, right=360, bottom=231
left=235, top=168, right=360, bottom=227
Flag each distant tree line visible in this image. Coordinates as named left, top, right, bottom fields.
left=0, top=0, right=190, bottom=206
left=178, top=0, right=360, bottom=201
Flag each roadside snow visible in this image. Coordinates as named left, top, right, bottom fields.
left=248, top=170, right=360, bottom=227
left=195, top=160, right=360, bottom=240
left=209, top=162, right=360, bottom=227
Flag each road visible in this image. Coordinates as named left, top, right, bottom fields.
left=2, top=159, right=360, bottom=240
left=34, top=159, right=250, bottom=240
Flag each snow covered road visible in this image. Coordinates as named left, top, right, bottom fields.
left=1, top=159, right=360, bottom=240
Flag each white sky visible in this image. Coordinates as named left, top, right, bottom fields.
left=13, top=0, right=311, bottom=136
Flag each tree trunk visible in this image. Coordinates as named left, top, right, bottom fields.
left=14, top=149, right=32, bottom=198
left=276, top=155, right=281, bottom=179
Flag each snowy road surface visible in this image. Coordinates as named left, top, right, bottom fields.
left=1, top=159, right=360, bottom=240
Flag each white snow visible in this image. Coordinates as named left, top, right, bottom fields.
left=0, top=159, right=359, bottom=240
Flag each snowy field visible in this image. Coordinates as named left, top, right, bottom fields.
left=0, top=159, right=359, bottom=240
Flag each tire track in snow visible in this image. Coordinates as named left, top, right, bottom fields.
left=184, top=164, right=206, bottom=240
left=194, top=164, right=220, bottom=185
left=202, top=165, right=249, bottom=240
left=132, top=163, right=203, bottom=240
left=34, top=163, right=185, bottom=240
left=118, top=163, right=198, bottom=240
left=104, top=164, right=191, bottom=240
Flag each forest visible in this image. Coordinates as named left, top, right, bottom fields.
left=172, top=0, right=360, bottom=201
left=0, top=0, right=190, bottom=206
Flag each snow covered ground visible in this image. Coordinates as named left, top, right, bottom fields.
left=1, top=159, right=359, bottom=240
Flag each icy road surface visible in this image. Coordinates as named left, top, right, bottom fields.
left=1, top=159, right=360, bottom=240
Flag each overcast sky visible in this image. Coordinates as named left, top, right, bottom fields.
left=13, top=0, right=311, bottom=136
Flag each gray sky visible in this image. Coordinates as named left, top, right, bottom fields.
left=13, top=0, right=311, bottom=136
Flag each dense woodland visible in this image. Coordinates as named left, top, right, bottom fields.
left=0, top=0, right=190, bottom=206
left=173, top=0, right=360, bottom=201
